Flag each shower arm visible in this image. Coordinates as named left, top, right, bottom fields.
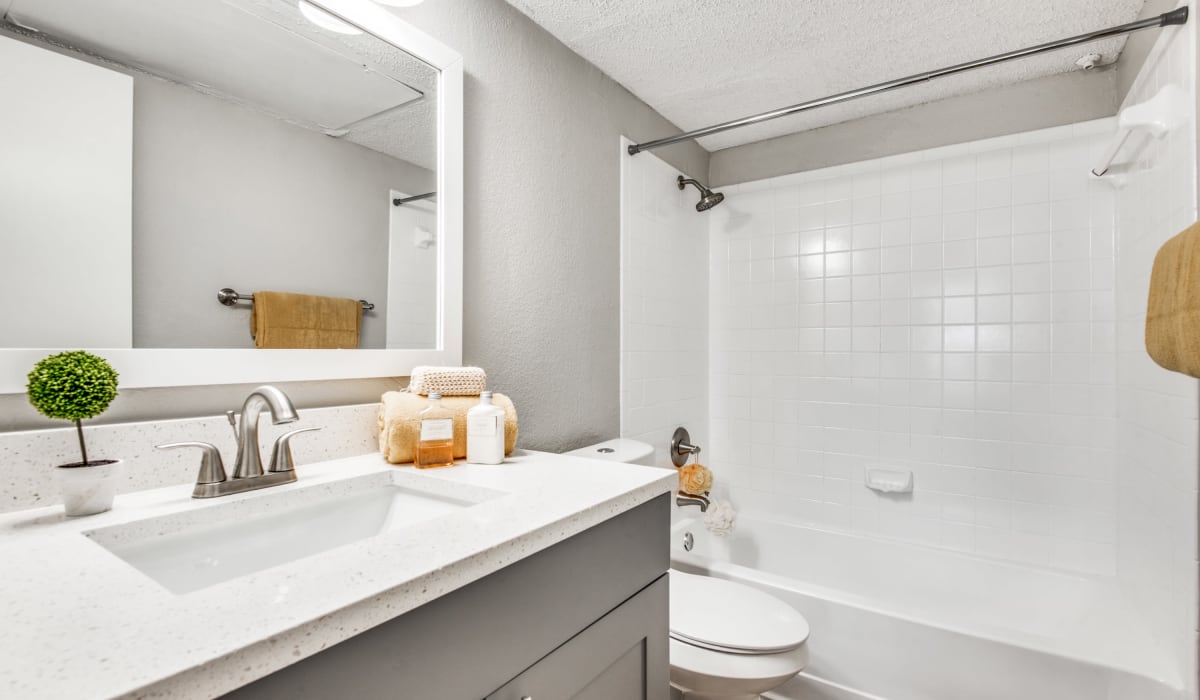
left=627, top=7, right=1189, bottom=155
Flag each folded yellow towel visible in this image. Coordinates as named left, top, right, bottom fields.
left=378, top=391, right=518, bottom=464
left=251, top=291, right=362, bottom=349
left=1146, top=221, right=1200, bottom=376
left=406, top=366, right=488, bottom=396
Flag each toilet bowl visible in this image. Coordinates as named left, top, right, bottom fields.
left=668, top=569, right=808, bottom=699
left=566, top=439, right=811, bottom=699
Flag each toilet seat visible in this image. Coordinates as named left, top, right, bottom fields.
left=669, top=570, right=809, bottom=654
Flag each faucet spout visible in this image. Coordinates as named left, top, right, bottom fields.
left=676, top=491, right=711, bottom=513
left=233, top=385, right=299, bottom=479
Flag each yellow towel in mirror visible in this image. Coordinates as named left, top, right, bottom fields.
left=1146, top=220, right=1200, bottom=377
left=251, top=291, right=362, bottom=349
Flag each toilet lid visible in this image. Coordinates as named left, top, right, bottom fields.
left=669, top=570, right=809, bottom=654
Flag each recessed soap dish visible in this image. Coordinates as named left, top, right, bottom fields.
left=865, top=468, right=913, bottom=494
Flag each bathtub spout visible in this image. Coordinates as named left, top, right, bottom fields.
left=676, top=491, right=711, bottom=512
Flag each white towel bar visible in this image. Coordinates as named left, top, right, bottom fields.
left=1092, top=84, right=1187, bottom=177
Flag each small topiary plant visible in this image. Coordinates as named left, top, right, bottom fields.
left=26, top=351, right=119, bottom=467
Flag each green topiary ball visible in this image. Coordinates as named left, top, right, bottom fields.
left=26, top=351, right=119, bottom=421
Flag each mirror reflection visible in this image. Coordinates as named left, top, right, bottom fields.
left=0, top=0, right=439, bottom=350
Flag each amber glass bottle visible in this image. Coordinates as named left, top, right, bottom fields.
left=415, top=393, right=455, bottom=468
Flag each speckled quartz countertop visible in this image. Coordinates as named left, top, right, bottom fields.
left=0, top=450, right=675, bottom=700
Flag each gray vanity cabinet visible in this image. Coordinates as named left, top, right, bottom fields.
left=485, top=575, right=668, bottom=700
left=223, top=494, right=670, bottom=700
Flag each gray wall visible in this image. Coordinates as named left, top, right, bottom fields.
left=380, top=0, right=709, bottom=452
left=133, top=76, right=434, bottom=349
left=1, top=0, right=709, bottom=451
left=1117, top=0, right=1176, bottom=104
left=709, top=69, right=1118, bottom=186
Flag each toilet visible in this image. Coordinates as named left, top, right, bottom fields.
left=564, top=437, right=658, bottom=466
left=565, top=439, right=811, bottom=699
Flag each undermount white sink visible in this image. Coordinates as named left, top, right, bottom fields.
left=84, top=470, right=503, bottom=594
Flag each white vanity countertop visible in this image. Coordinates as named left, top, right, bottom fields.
left=0, top=450, right=676, bottom=700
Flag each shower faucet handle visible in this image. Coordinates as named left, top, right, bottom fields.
left=670, top=426, right=702, bottom=467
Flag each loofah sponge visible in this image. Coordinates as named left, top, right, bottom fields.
left=678, top=462, right=713, bottom=495
left=704, top=500, right=737, bottom=536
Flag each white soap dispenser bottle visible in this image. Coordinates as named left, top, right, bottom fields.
left=466, top=391, right=505, bottom=464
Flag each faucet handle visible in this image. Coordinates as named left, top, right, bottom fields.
left=268, top=427, right=321, bottom=473
left=156, top=442, right=227, bottom=485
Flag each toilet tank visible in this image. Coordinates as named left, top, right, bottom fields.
left=564, top=438, right=656, bottom=467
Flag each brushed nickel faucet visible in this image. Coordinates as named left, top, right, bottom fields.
left=232, top=385, right=299, bottom=478
left=676, top=492, right=711, bottom=512
left=157, top=385, right=319, bottom=498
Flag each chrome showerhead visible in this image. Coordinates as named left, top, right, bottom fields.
left=697, top=190, right=724, bottom=211
left=677, top=175, right=725, bottom=212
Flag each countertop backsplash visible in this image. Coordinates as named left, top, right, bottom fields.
left=0, top=403, right=380, bottom=513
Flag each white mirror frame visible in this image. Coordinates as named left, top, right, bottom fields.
left=0, top=0, right=463, bottom=393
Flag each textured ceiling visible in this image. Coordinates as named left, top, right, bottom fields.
left=505, top=0, right=1146, bottom=151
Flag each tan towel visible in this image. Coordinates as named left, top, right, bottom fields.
left=378, top=391, right=518, bottom=464
left=251, top=291, right=362, bottom=349
left=406, top=366, right=488, bottom=396
left=1146, top=221, right=1200, bottom=376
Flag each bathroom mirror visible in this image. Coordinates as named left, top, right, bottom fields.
left=0, top=0, right=463, bottom=391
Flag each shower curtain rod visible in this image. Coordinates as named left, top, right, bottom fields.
left=393, top=191, right=436, bottom=206
left=627, top=7, right=1189, bottom=156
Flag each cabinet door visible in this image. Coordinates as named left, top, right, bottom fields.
left=486, top=574, right=668, bottom=700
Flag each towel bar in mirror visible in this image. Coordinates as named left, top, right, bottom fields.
left=217, top=288, right=376, bottom=312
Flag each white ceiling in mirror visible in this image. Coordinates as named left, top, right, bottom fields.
left=351, top=96, right=437, bottom=169
left=229, top=0, right=441, bottom=168
left=297, top=0, right=363, bottom=35
left=5, top=0, right=439, bottom=168
left=8, top=0, right=419, bottom=128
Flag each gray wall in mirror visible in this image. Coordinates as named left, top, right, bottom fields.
left=133, top=76, right=434, bottom=349
left=0, top=0, right=709, bottom=447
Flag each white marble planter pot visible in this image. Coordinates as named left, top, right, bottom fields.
left=58, top=460, right=122, bottom=517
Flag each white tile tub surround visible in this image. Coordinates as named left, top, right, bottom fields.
left=1113, top=8, right=1199, bottom=695
left=620, top=136, right=708, bottom=468
left=0, top=403, right=381, bottom=513
left=707, top=120, right=1122, bottom=576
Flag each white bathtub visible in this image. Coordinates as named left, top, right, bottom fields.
left=670, top=514, right=1184, bottom=700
